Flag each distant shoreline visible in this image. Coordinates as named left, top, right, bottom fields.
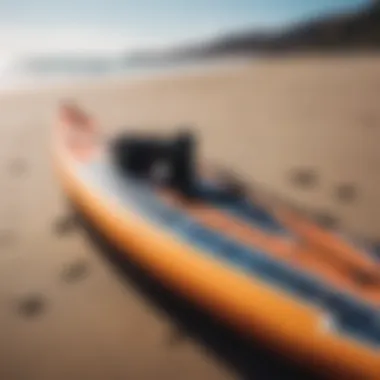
left=0, top=54, right=255, bottom=95
left=2, top=51, right=380, bottom=96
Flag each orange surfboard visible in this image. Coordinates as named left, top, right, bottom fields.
left=53, top=103, right=380, bottom=379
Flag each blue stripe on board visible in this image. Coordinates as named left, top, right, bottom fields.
left=79, top=160, right=380, bottom=349
left=196, top=181, right=289, bottom=236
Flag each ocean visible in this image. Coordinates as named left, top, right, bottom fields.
left=0, top=52, right=252, bottom=92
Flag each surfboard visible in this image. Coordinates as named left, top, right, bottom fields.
left=53, top=103, right=380, bottom=379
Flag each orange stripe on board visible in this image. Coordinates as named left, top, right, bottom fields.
left=279, top=209, right=380, bottom=274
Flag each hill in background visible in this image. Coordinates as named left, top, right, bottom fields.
left=125, top=0, right=380, bottom=63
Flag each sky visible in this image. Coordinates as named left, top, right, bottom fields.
left=0, top=0, right=371, bottom=56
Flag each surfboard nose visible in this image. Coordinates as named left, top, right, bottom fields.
left=55, top=102, right=100, bottom=162
left=59, top=101, right=94, bottom=132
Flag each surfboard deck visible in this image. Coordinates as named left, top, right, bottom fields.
left=53, top=103, right=380, bottom=379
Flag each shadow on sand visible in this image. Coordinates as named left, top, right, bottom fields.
left=72, top=206, right=323, bottom=380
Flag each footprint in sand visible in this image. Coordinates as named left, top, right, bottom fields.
left=53, top=215, right=78, bottom=236
left=0, top=230, right=16, bottom=247
left=335, top=183, right=358, bottom=204
left=289, top=167, right=318, bottom=189
left=60, top=260, right=90, bottom=283
left=8, top=158, right=28, bottom=177
left=15, top=294, right=47, bottom=318
left=359, top=111, right=378, bottom=129
left=313, top=211, right=339, bottom=229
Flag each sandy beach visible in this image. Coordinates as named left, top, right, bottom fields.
left=0, top=54, right=379, bottom=379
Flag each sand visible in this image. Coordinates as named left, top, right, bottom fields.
left=0, top=54, right=379, bottom=380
